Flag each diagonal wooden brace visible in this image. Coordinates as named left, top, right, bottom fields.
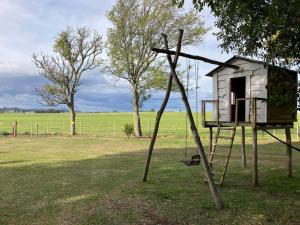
left=142, top=30, right=184, bottom=182
left=163, top=30, right=224, bottom=210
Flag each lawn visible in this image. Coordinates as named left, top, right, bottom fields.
left=0, top=112, right=201, bottom=136
left=0, top=112, right=299, bottom=139
left=0, top=135, right=299, bottom=225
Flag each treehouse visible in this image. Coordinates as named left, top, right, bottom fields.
left=144, top=30, right=298, bottom=209
left=201, top=55, right=298, bottom=187
left=202, top=55, right=298, bottom=127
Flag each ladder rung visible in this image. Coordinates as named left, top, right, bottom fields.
left=203, top=171, right=223, bottom=176
left=217, top=135, right=233, bottom=139
left=210, top=153, right=228, bottom=157
left=209, top=161, right=226, bottom=167
left=212, top=143, right=228, bottom=147
left=219, top=127, right=235, bottom=130
left=214, top=181, right=223, bottom=186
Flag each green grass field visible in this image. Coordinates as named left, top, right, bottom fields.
left=0, top=112, right=299, bottom=139
left=0, top=112, right=300, bottom=224
left=0, top=135, right=299, bottom=225
left=0, top=112, right=199, bottom=136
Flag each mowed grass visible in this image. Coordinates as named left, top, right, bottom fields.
left=0, top=135, right=299, bottom=225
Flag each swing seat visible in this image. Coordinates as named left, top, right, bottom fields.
left=181, top=154, right=201, bottom=166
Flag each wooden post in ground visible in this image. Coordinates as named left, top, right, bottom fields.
left=79, top=121, right=82, bottom=136
left=241, top=126, right=246, bottom=168
left=13, top=121, right=17, bottom=137
left=114, top=121, right=116, bottom=136
left=285, top=128, right=292, bottom=177
left=297, top=125, right=299, bottom=142
left=147, top=121, right=151, bottom=137
left=252, top=127, right=258, bottom=186
left=36, top=123, right=39, bottom=136
left=163, top=31, right=224, bottom=209
left=142, top=30, right=183, bottom=182
left=209, top=127, right=213, bottom=154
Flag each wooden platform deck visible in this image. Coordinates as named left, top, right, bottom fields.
left=204, top=121, right=293, bottom=129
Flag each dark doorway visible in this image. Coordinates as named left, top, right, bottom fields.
left=230, top=77, right=246, bottom=121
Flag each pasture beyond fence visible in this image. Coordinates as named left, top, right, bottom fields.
left=1, top=112, right=300, bottom=143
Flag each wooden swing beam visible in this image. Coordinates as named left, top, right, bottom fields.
left=152, top=48, right=240, bottom=70
left=142, top=29, right=240, bottom=210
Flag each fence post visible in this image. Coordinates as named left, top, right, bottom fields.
left=13, top=121, right=17, bottom=137
left=148, top=121, right=151, bottom=137
left=114, top=121, right=116, bottom=136
left=96, top=127, right=99, bottom=137
left=31, top=123, right=33, bottom=136
left=36, top=123, right=39, bottom=136
left=188, top=122, right=191, bottom=139
left=297, top=125, right=299, bottom=142
left=79, top=121, right=82, bottom=136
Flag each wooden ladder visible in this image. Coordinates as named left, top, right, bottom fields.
left=206, top=125, right=236, bottom=186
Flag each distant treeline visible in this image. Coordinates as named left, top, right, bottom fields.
left=0, top=107, right=66, bottom=113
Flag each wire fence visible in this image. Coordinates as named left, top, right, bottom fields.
left=1, top=120, right=300, bottom=143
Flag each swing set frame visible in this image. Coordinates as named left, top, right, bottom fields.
left=142, top=29, right=239, bottom=209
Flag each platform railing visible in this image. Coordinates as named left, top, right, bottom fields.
left=202, top=98, right=267, bottom=128
left=201, top=99, right=219, bottom=127
left=235, top=97, right=267, bottom=128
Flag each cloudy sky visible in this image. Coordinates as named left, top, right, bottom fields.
left=0, top=0, right=233, bottom=112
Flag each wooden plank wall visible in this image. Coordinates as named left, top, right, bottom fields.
left=212, top=59, right=268, bottom=123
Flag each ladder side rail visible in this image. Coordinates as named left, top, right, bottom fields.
left=219, top=128, right=236, bottom=186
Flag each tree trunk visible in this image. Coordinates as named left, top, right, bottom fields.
left=68, top=104, right=76, bottom=136
left=132, top=84, right=143, bottom=137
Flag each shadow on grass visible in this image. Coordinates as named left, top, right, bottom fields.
left=0, top=141, right=299, bottom=225
left=0, top=160, right=28, bottom=165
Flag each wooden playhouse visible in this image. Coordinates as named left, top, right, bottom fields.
left=201, top=55, right=298, bottom=186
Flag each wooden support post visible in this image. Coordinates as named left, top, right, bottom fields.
left=13, top=121, right=17, bottom=137
left=209, top=127, right=213, bottom=154
left=147, top=121, right=151, bottom=137
left=285, top=128, right=292, bottom=177
left=36, top=123, right=39, bottom=136
left=114, top=121, right=116, bottom=136
left=163, top=31, right=224, bottom=209
left=79, top=121, right=82, bottom=136
left=241, top=126, right=246, bottom=168
left=142, top=30, right=183, bottom=182
left=252, top=127, right=258, bottom=186
left=297, top=125, right=299, bottom=142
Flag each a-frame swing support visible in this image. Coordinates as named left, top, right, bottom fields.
left=142, top=29, right=239, bottom=210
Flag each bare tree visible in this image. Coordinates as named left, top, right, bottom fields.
left=33, top=27, right=103, bottom=135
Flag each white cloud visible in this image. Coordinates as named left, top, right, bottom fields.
left=0, top=0, right=233, bottom=111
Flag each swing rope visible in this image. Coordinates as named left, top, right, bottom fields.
left=184, top=58, right=190, bottom=159
left=181, top=59, right=202, bottom=166
left=195, top=60, right=199, bottom=128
